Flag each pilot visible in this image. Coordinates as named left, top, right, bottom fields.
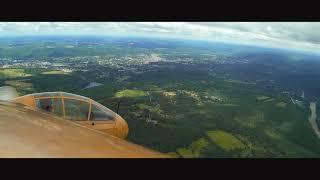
left=45, top=105, right=51, bottom=112
left=89, top=111, right=94, bottom=120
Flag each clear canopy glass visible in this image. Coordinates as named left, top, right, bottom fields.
left=29, top=92, right=116, bottom=121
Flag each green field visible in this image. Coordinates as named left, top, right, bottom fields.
left=114, top=89, right=147, bottom=98
left=41, top=70, right=70, bottom=75
left=256, top=96, right=270, bottom=101
left=206, top=130, right=245, bottom=151
left=276, top=102, right=287, bottom=108
left=176, top=138, right=210, bottom=158
left=0, top=69, right=32, bottom=79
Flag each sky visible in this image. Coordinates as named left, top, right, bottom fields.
left=0, top=22, right=320, bottom=53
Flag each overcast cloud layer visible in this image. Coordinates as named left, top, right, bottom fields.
left=0, top=22, right=319, bottom=53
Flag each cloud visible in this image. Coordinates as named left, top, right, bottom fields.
left=0, top=22, right=320, bottom=53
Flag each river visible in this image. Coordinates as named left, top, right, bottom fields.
left=308, top=102, right=320, bottom=138
left=0, top=86, right=18, bottom=101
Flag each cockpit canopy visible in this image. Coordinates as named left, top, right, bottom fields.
left=13, top=92, right=117, bottom=122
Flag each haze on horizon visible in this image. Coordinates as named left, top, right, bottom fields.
left=1, top=22, right=320, bottom=54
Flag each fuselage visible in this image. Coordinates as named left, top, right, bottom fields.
left=0, top=101, right=168, bottom=157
